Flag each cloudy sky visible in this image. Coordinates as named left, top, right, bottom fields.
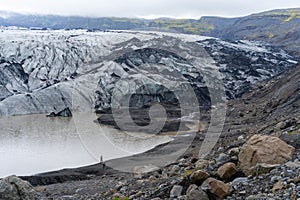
left=1, top=0, right=300, bottom=19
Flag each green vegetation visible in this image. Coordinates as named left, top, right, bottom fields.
left=257, top=9, right=300, bottom=23
left=112, top=197, right=129, bottom=200
left=287, top=130, right=300, bottom=135
left=184, top=170, right=195, bottom=176
left=254, top=8, right=300, bottom=24
left=150, top=18, right=214, bottom=34
left=268, top=33, right=275, bottom=39
left=259, top=8, right=300, bottom=16
left=282, top=10, right=300, bottom=23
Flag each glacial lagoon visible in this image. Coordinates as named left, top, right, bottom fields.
left=0, top=112, right=172, bottom=177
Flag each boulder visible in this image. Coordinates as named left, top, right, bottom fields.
left=272, top=180, right=283, bottom=193
left=238, top=134, right=295, bottom=175
left=190, top=157, right=198, bottom=164
left=170, top=185, right=183, bottom=198
left=228, top=147, right=240, bottom=156
left=231, top=177, right=248, bottom=186
left=0, top=175, right=39, bottom=200
left=275, top=121, right=287, bottom=130
left=215, top=153, right=230, bottom=166
left=35, top=186, right=46, bottom=192
left=285, top=160, right=300, bottom=168
left=195, top=160, right=209, bottom=170
left=253, top=163, right=280, bottom=175
left=217, top=162, right=237, bottom=179
left=169, top=165, right=181, bottom=176
left=185, top=184, right=209, bottom=200
left=201, top=178, right=232, bottom=199
left=190, top=170, right=210, bottom=185
left=133, top=164, right=159, bottom=178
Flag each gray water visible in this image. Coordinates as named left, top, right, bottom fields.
left=0, top=112, right=172, bottom=177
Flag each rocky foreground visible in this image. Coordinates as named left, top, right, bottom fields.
left=0, top=65, right=299, bottom=200
left=0, top=29, right=299, bottom=200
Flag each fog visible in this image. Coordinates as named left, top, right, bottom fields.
left=1, top=0, right=300, bottom=19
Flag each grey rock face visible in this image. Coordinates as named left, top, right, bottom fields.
left=170, top=185, right=183, bottom=198
left=186, top=184, right=209, bottom=200
left=0, top=175, right=39, bottom=200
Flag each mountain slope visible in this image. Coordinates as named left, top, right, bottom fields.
left=0, top=11, right=222, bottom=34
left=218, top=63, right=300, bottom=149
left=210, top=8, right=300, bottom=57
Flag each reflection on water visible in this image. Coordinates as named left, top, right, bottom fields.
left=0, top=112, right=172, bottom=177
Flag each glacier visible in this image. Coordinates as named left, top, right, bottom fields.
left=0, top=29, right=297, bottom=116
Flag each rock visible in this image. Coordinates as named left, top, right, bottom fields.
left=0, top=175, right=39, bottom=200
left=46, top=107, right=72, bottom=117
left=238, top=135, right=245, bottom=141
left=201, top=178, right=232, bottom=199
left=195, top=160, right=209, bottom=170
left=285, top=160, right=300, bottom=168
left=35, top=186, right=46, bottom=192
left=216, top=153, right=230, bottom=166
left=293, top=177, right=300, bottom=184
left=231, top=177, right=248, bottom=186
left=272, top=180, right=283, bottom=193
left=190, top=157, right=198, bottom=164
left=170, top=185, right=183, bottom=198
left=169, top=165, right=181, bottom=176
left=60, top=195, right=74, bottom=199
left=238, top=134, right=295, bottom=175
left=217, top=162, right=237, bottom=179
left=75, top=188, right=84, bottom=195
left=228, top=147, right=240, bottom=156
left=133, top=164, right=159, bottom=178
left=148, top=175, right=157, bottom=183
left=253, top=163, right=280, bottom=175
left=275, top=121, right=287, bottom=130
left=190, top=170, right=210, bottom=185
left=246, top=194, right=268, bottom=200
left=185, top=184, right=209, bottom=200
left=112, top=193, right=125, bottom=199
left=238, top=190, right=246, bottom=195
left=183, top=163, right=189, bottom=168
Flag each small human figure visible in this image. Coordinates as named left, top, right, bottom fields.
left=100, top=155, right=105, bottom=171
left=197, top=121, right=202, bottom=133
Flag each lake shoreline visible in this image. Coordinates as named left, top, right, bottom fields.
left=21, top=131, right=200, bottom=186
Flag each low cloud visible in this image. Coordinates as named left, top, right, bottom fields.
left=0, top=0, right=300, bottom=18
